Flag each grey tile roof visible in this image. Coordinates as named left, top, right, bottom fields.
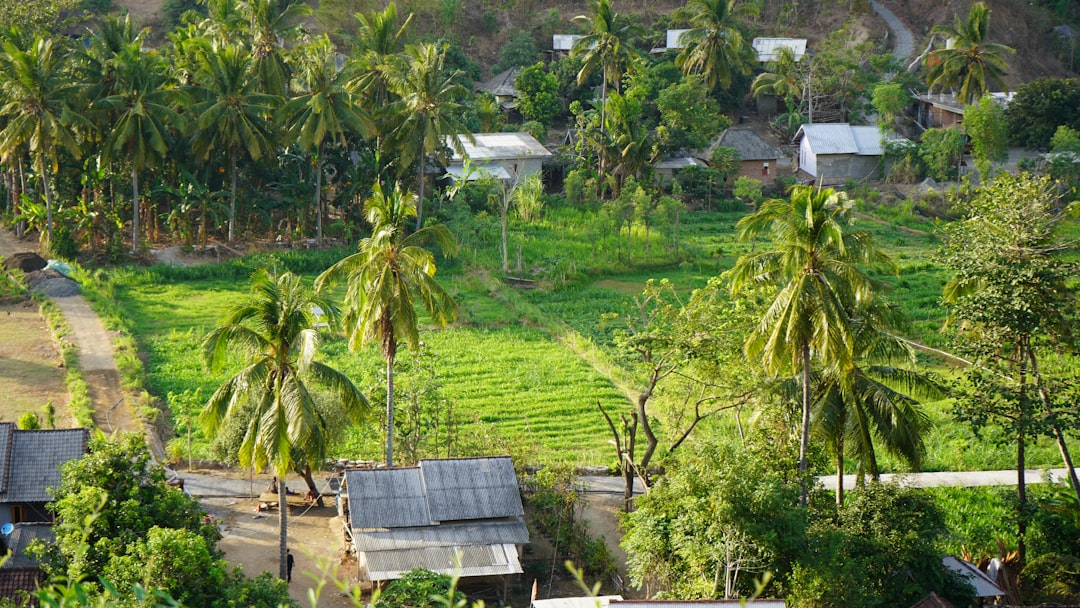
left=422, top=457, right=524, bottom=522
left=354, top=519, right=528, bottom=551
left=2, top=524, right=53, bottom=569
left=716, top=129, right=782, bottom=161
left=0, top=425, right=11, bottom=494
left=345, top=468, right=431, bottom=529
left=0, top=568, right=41, bottom=606
left=478, top=67, right=521, bottom=99
left=0, top=425, right=88, bottom=504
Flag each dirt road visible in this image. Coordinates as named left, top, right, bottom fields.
left=0, top=230, right=139, bottom=438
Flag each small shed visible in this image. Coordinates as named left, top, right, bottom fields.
left=654, top=155, right=707, bottom=184
left=341, top=457, right=529, bottom=586
left=0, top=424, right=89, bottom=525
left=478, top=67, right=522, bottom=111
left=795, top=123, right=902, bottom=184
left=941, top=556, right=1004, bottom=599
left=752, top=37, right=807, bottom=63
left=445, top=132, right=552, bottom=183
left=713, top=128, right=784, bottom=184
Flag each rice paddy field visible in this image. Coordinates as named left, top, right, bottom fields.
left=102, top=198, right=1080, bottom=473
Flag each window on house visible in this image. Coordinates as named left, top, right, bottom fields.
left=11, top=504, right=24, bottom=524
left=762, top=162, right=770, bottom=176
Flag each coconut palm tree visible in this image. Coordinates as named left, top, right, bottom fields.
left=751, top=46, right=804, bottom=111
left=571, top=0, right=641, bottom=192
left=925, top=2, right=1014, bottom=105
left=676, top=0, right=758, bottom=90
left=188, top=40, right=279, bottom=242
left=202, top=269, right=367, bottom=579
left=240, top=0, right=311, bottom=97
left=0, top=33, right=91, bottom=248
left=727, top=185, right=894, bottom=507
left=316, top=182, right=458, bottom=466
left=383, top=43, right=471, bottom=231
left=771, top=301, right=937, bottom=506
left=281, top=35, right=374, bottom=243
left=96, top=45, right=186, bottom=252
left=350, top=2, right=414, bottom=108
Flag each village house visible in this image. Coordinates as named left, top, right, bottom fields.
left=912, top=91, right=1013, bottom=131
left=795, top=123, right=904, bottom=185
left=477, top=67, right=522, bottom=112
left=444, top=132, right=551, bottom=183
left=339, top=456, right=528, bottom=596
left=0, top=424, right=89, bottom=525
left=713, top=128, right=785, bottom=184
left=751, top=37, right=807, bottom=63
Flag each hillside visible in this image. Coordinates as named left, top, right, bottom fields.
left=111, top=0, right=1077, bottom=86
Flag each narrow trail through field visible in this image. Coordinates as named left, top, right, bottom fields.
left=0, top=229, right=144, bottom=442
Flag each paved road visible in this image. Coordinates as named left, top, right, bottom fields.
left=871, top=0, right=915, bottom=62
left=582, top=468, right=1072, bottom=495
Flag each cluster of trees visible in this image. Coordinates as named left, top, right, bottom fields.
left=616, top=171, right=1080, bottom=604
left=13, top=434, right=295, bottom=608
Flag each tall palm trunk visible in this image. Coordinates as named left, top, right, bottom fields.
left=315, top=143, right=323, bottom=243
left=37, top=154, right=55, bottom=250
left=229, top=153, right=238, bottom=243
left=1017, top=344, right=1028, bottom=564
left=131, top=164, right=140, bottom=253
left=799, top=343, right=811, bottom=508
left=598, top=78, right=608, bottom=199
left=415, top=129, right=426, bottom=231
left=835, top=431, right=844, bottom=507
left=386, top=353, right=395, bottom=466
left=278, top=476, right=289, bottom=579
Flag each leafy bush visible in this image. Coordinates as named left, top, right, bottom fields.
left=376, top=569, right=452, bottom=608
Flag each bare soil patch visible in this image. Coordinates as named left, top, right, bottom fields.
left=0, top=301, right=69, bottom=424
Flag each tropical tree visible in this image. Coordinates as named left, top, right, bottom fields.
left=241, top=0, right=312, bottom=97
left=384, top=43, right=471, bottom=230
left=350, top=2, right=414, bottom=108
left=801, top=303, right=937, bottom=507
left=0, top=33, right=90, bottom=248
left=675, top=0, right=759, bottom=90
left=96, top=45, right=185, bottom=252
left=727, top=185, right=894, bottom=507
left=316, top=182, right=458, bottom=466
left=571, top=0, right=642, bottom=192
left=941, top=173, right=1080, bottom=561
left=201, top=269, right=367, bottom=580
left=751, top=46, right=804, bottom=111
left=925, top=1, right=1014, bottom=105
left=188, top=40, right=279, bottom=242
left=281, top=35, right=374, bottom=242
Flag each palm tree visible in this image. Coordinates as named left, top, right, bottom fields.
left=188, top=41, right=279, bottom=242
left=281, top=35, right=374, bottom=243
left=751, top=46, right=804, bottom=112
left=350, top=2, right=414, bottom=108
left=571, top=0, right=641, bottom=192
left=676, top=0, right=758, bottom=90
left=316, top=182, right=458, bottom=466
left=0, top=33, right=91, bottom=248
left=96, top=45, right=185, bottom=252
left=202, top=269, right=367, bottom=579
left=727, top=185, right=894, bottom=507
left=925, top=2, right=1014, bottom=105
left=240, top=0, right=311, bottom=97
left=384, top=43, right=471, bottom=231
left=776, top=302, right=937, bottom=507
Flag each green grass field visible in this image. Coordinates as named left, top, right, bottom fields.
left=104, top=197, right=1080, bottom=473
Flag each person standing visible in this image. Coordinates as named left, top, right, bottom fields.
left=286, top=548, right=295, bottom=582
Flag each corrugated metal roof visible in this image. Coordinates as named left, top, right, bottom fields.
left=553, top=35, right=583, bottom=51
left=667, top=29, right=690, bottom=49
left=422, top=457, right=524, bottom=522
left=2, top=524, right=53, bottom=569
left=851, top=126, right=885, bottom=156
left=354, top=519, right=528, bottom=551
left=2, top=427, right=88, bottom=503
left=362, top=543, right=522, bottom=581
left=655, top=157, right=706, bottom=170
left=614, top=601, right=785, bottom=608
left=345, top=468, right=431, bottom=529
left=449, top=133, right=552, bottom=162
left=797, top=124, right=858, bottom=155
left=752, top=37, right=807, bottom=62
left=445, top=164, right=512, bottom=181
left=942, top=556, right=1003, bottom=598
left=533, top=596, right=624, bottom=608
left=716, top=129, right=782, bottom=161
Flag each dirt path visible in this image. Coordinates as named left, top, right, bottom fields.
left=871, top=0, right=915, bottom=62
left=0, top=229, right=140, bottom=438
